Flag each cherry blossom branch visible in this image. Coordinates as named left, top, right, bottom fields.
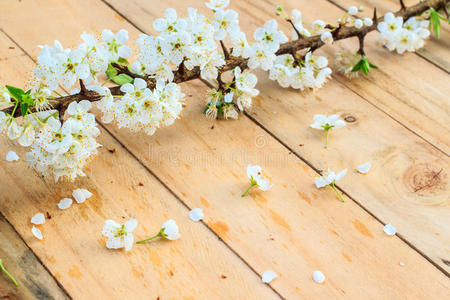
left=2, top=0, right=447, bottom=118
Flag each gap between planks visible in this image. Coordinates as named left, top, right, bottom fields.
left=0, top=28, right=286, bottom=300
left=325, top=0, right=450, bottom=75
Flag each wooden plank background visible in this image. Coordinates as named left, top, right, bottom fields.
left=0, top=0, right=448, bottom=299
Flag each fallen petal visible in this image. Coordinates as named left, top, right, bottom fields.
left=357, top=161, right=371, bottom=174
left=32, top=226, right=43, bottom=240
left=313, top=270, right=325, bottom=283
left=73, top=188, right=93, bottom=203
left=58, top=198, right=73, bottom=210
left=189, top=208, right=204, bottom=222
left=262, top=270, right=277, bottom=283
left=6, top=151, right=19, bottom=162
left=31, top=212, right=45, bottom=225
left=383, top=223, right=396, bottom=236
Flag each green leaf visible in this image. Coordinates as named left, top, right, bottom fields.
left=21, top=93, right=34, bottom=106
left=429, top=8, right=442, bottom=39
left=5, top=85, right=24, bottom=100
left=117, top=57, right=129, bottom=65
left=106, top=63, right=118, bottom=79
left=111, top=74, right=134, bottom=85
left=351, top=60, right=363, bottom=72
left=20, top=102, right=29, bottom=116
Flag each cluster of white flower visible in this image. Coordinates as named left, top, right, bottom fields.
left=26, top=101, right=100, bottom=181
left=378, top=12, right=430, bottom=54
left=269, top=52, right=332, bottom=90
left=133, top=5, right=231, bottom=81
left=95, top=78, right=184, bottom=135
left=35, top=30, right=130, bottom=92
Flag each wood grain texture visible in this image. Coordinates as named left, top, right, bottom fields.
left=0, top=215, right=70, bottom=300
left=104, top=0, right=450, bottom=273
left=328, top=0, right=450, bottom=72
left=0, top=0, right=449, bottom=298
left=0, top=31, right=278, bottom=300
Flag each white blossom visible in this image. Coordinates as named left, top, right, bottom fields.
left=315, top=169, right=347, bottom=188
left=348, top=6, right=358, bottom=15
left=102, top=29, right=132, bottom=61
left=102, top=219, right=138, bottom=251
left=212, top=9, right=238, bottom=40
left=320, top=31, right=333, bottom=45
left=243, top=164, right=272, bottom=197
left=205, top=0, right=230, bottom=11
left=254, top=19, right=287, bottom=52
left=310, top=114, right=345, bottom=131
left=161, top=219, right=180, bottom=240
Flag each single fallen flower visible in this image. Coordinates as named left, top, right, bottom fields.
left=5, top=151, right=19, bottom=162
left=32, top=226, right=43, bottom=240
left=242, top=164, right=272, bottom=197
left=189, top=208, right=204, bottom=222
left=383, top=223, right=396, bottom=236
left=0, top=258, right=19, bottom=287
left=72, top=188, right=92, bottom=203
left=58, top=198, right=73, bottom=210
left=136, top=219, right=180, bottom=243
left=315, top=169, right=347, bottom=202
left=102, top=219, right=138, bottom=251
left=313, top=270, right=325, bottom=283
left=262, top=270, right=278, bottom=283
left=31, top=212, right=45, bottom=225
left=310, top=114, right=346, bottom=147
left=357, top=161, right=371, bottom=174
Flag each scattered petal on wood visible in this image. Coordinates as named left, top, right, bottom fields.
left=32, top=226, right=43, bottom=240
left=357, top=161, right=371, bottom=174
left=31, top=212, right=45, bottom=225
left=73, top=188, right=93, bottom=203
left=5, top=151, right=19, bottom=162
left=383, top=223, right=396, bottom=236
left=58, top=198, right=73, bottom=210
left=189, top=208, right=204, bottom=221
left=262, top=270, right=277, bottom=283
left=313, top=270, right=325, bottom=283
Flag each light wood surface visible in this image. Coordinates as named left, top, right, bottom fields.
left=0, top=31, right=278, bottom=300
left=104, top=0, right=450, bottom=274
left=0, top=0, right=449, bottom=299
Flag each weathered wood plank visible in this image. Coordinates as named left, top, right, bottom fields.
left=104, top=0, right=450, bottom=273
left=0, top=32, right=278, bottom=299
left=1, top=0, right=449, bottom=298
left=0, top=214, right=70, bottom=300
left=328, top=0, right=450, bottom=72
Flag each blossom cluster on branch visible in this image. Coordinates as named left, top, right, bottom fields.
left=0, top=0, right=448, bottom=181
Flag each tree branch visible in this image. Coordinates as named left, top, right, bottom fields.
left=2, top=0, right=447, bottom=118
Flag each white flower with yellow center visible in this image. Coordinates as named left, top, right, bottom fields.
left=242, top=164, right=272, bottom=197
left=102, top=219, right=138, bottom=251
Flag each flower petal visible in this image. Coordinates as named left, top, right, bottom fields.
left=383, top=223, right=396, bottom=236
left=335, top=169, right=347, bottom=181
left=32, top=226, right=43, bottom=240
left=357, top=162, right=371, bottom=174
left=125, top=218, right=138, bottom=232
left=262, top=270, right=277, bottom=283
left=313, top=270, right=325, bottom=283
left=189, top=208, right=204, bottom=221
left=6, top=151, right=19, bottom=162
left=58, top=198, right=73, bottom=210
left=31, top=213, right=45, bottom=225
left=72, top=188, right=92, bottom=203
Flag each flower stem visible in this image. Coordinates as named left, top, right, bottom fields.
left=330, top=182, right=345, bottom=202
left=10, top=101, right=19, bottom=117
left=136, top=232, right=161, bottom=244
left=325, top=129, right=330, bottom=148
left=0, top=259, right=18, bottom=287
left=241, top=182, right=257, bottom=197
